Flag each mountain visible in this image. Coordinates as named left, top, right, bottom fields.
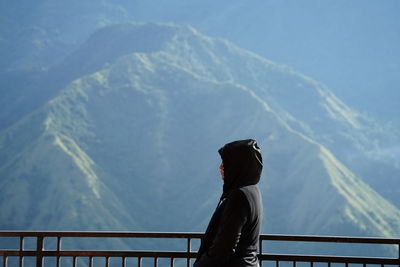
left=120, top=0, right=400, bottom=123
left=1, top=0, right=399, bottom=123
left=1, top=24, right=399, bottom=258
left=1, top=1, right=399, bottom=209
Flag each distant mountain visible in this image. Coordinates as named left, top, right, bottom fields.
left=1, top=24, right=399, bottom=258
left=0, top=0, right=126, bottom=71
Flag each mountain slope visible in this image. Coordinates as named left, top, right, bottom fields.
left=0, top=108, right=139, bottom=231
left=142, top=24, right=400, bottom=208
left=1, top=2, right=398, bottom=208
left=0, top=23, right=399, bottom=257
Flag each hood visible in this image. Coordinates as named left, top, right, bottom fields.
left=218, top=139, right=263, bottom=197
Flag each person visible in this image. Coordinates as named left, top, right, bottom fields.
left=194, top=139, right=263, bottom=267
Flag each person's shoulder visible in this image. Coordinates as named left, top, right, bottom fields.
left=228, top=185, right=260, bottom=204
left=237, top=185, right=262, bottom=206
left=226, top=188, right=251, bottom=215
left=229, top=188, right=247, bottom=200
left=225, top=188, right=250, bottom=208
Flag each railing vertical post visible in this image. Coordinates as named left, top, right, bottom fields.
left=56, top=237, right=61, bottom=267
left=36, top=236, right=43, bottom=267
left=259, top=238, right=262, bottom=267
left=187, top=237, right=191, bottom=267
left=19, top=236, right=24, bottom=267
left=3, top=254, right=7, bottom=267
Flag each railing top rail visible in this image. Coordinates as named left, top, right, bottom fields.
left=0, top=231, right=399, bottom=244
left=0, top=231, right=203, bottom=239
left=261, top=234, right=400, bottom=244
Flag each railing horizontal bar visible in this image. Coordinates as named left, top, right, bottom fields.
left=0, top=231, right=203, bottom=239
left=0, top=250, right=198, bottom=258
left=260, top=254, right=400, bottom=265
left=261, top=235, right=400, bottom=244
left=1, top=232, right=398, bottom=244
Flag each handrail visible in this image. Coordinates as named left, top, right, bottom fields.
left=0, top=231, right=204, bottom=238
left=0, top=231, right=399, bottom=267
left=261, top=234, right=400, bottom=244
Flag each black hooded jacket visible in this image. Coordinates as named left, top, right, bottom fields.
left=194, top=139, right=263, bottom=267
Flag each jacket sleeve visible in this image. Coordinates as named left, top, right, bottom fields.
left=194, top=189, right=249, bottom=267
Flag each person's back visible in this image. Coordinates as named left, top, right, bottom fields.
left=194, top=139, right=263, bottom=267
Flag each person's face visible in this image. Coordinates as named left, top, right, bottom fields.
left=219, top=163, right=224, bottom=180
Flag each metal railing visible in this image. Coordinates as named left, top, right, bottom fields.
left=0, top=231, right=399, bottom=267
left=259, top=234, right=400, bottom=266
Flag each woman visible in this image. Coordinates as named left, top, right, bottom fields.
left=194, top=139, right=263, bottom=267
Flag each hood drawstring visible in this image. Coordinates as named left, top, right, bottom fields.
left=217, top=196, right=227, bottom=208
